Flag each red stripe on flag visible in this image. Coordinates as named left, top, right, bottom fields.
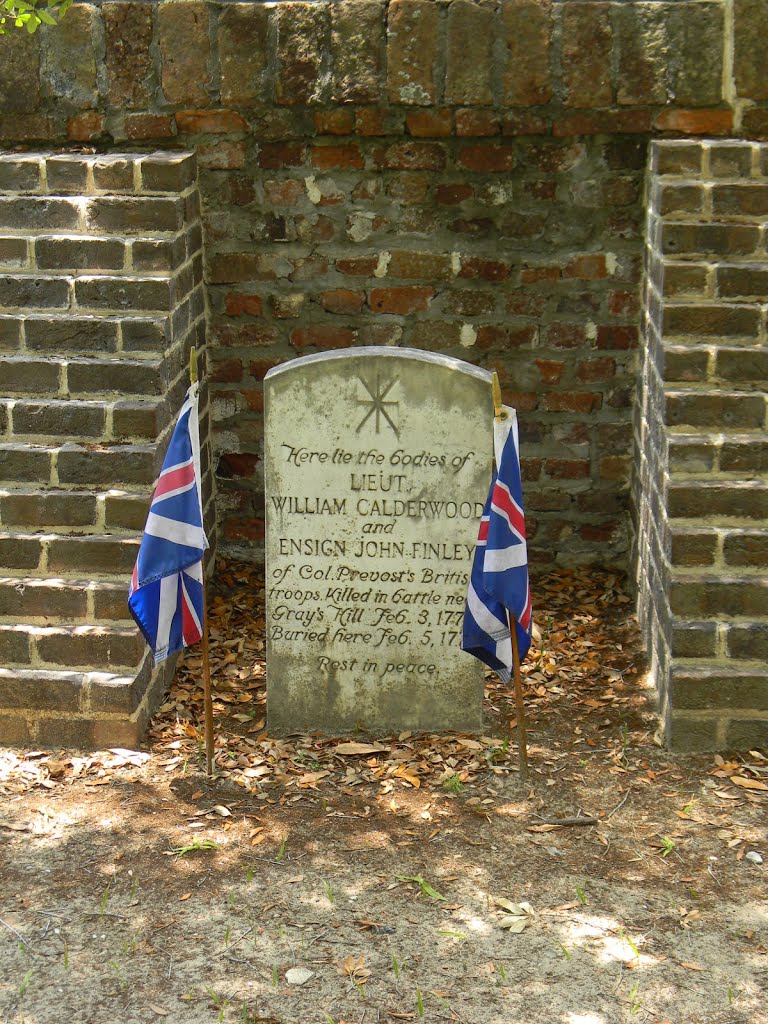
left=491, top=480, right=526, bottom=540
left=153, top=460, right=195, bottom=501
left=477, top=517, right=489, bottom=543
left=181, top=586, right=202, bottom=647
left=520, top=586, right=532, bottom=630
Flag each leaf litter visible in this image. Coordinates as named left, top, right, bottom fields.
left=0, top=561, right=766, bottom=1024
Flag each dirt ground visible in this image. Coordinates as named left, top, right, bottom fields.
left=1, top=565, right=766, bottom=1024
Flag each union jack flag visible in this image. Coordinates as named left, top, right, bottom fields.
left=462, top=407, right=532, bottom=681
left=128, top=383, right=208, bottom=663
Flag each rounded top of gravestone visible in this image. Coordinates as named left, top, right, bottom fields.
left=264, top=346, right=493, bottom=383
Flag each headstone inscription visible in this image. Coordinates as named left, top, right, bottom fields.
left=264, top=348, right=494, bottom=734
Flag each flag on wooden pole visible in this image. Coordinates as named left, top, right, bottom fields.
left=128, top=383, right=208, bottom=663
left=462, top=405, right=532, bottom=679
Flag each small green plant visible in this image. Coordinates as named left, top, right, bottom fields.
left=416, top=988, right=425, bottom=1018
left=486, top=737, right=510, bottom=762
left=129, top=875, right=139, bottom=899
left=628, top=980, right=642, bottom=1015
left=392, top=954, right=402, bottom=979
left=109, top=961, right=127, bottom=991
left=275, top=836, right=287, bottom=863
left=62, top=942, right=69, bottom=969
left=295, top=750, right=322, bottom=770
left=0, top=0, right=72, bottom=34
left=228, top=888, right=236, bottom=909
left=659, top=836, right=676, bottom=858
left=437, top=929, right=467, bottom=940
left=322, top=879, right=335, bottom=905
left=497, top=962, right=507, bottom=982
left=271, top=964, right=278, bottom=989
left=397, top=874, right=447, bottom=901
left=18, top=969, right=33, bottom=998
left=575, top=883, right=588, bottom=906
left=224, top=925, right=231, bottom=947
left=618, top=927, right=640, bottom=959
left=174, top=838, right=220, bottom=856
left=246, top=866, right=255, bottom=883
left=442, top=773, right=464, bottom=793
left=560, top=944, right=571, bottom=960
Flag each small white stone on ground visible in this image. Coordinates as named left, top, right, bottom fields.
left=285, top=968, right=314, bottom=986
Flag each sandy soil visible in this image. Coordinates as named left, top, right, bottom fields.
left=0, top=566, right=765, bottom=1024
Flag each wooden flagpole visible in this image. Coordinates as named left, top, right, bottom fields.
left=491, top=372, right=529, bottom=782
left=189, top=348, right=215, bottom=779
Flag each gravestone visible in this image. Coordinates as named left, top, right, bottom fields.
left=264, top=348, right=494, bottom=734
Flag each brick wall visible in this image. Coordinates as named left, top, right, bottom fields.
left=0, top=151, right=212, bottom=747
left=0, top=2, right=767, bottom=749
left=634, top=140, right=768, bottom=751
left=1, top=0, right=765, bottom=568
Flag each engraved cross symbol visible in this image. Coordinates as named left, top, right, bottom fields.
left=356, top=374, right=400, bottom=438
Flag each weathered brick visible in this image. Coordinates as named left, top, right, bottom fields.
left=734, top=0, right=768, bottom=100
left=502, top=0, right=552, bottom=106
left=332, top=1, right=383, bottom=104
left=720, top=441, right=768, bottom=474
left=562, top=3, right=612, bottom=108
left=0, top=532, right=43, bottom=569
left=387, top=0, right=439, bottom=105
left=57, top=445, right=157, bottom=486
left=0, top=445, right=50, bottom=484
left=85, top=197, right=184, bottom=234
left=663, top=262, right=709, bottom=297
left=257, top=143, right=307, bottom=170
left=320, top=289, right=365, bottom=315
left=113, top=398, right=169, bottom=439
left=141, top=153, right=196, bottom=193
left=104, top=494, right=148, bottom=531
left=104, top=2, right=154, bottom=109
left=727, top=624, right=768, bottom=662
left=725, top=718, right=768, bottom=749
left=662, top=303, right=760, bottom=338
left=43, top=4, right=98, bottom=110
left=670, top=577, right=768, bottom=617
left=615, top=3, right=668, bottom=106
left=671, top=668, right=768, bottom=711
left=388, top=250, right=453, bottom=280
left=0, top=276, right=70, bottom=311
left=1, top=357, right=60, bottom=394
left=0, top=628, right=32, bottom=665
left=290, top=325, right=356, bottom=349
left=35, top=237, right=124, bottom=273
left=712, top=184, right=768, bottom=218
left=709, top=143, right=755, bottom=178
left=159, top=1, right=211, bottom=106
left=717, top=348, right=768, bottom=384
left=311, top=144, right=364, bottom=170
left=276, top=2, right=328, bottom=105
left=66, top=358, right=164, bottom=397
left=661, top=223, right=760, bottom=258
left=458, top=144, right=516, bottom=173
left=653, top=142, right=703, bottom=176
left=455, top=109, right=500, bottom=137
left=0, top=27, right=39, bottom=114
left=542, top=391, right=602, bottom=413
left=218, top=3, right=269, bottom=106
left=12, top=400, right=106, bottom=439
left=0, top=238, right=29, bottom=271
left=723, top=530, right=768, bottom=566
left=369, top=286, right=433, bottom=314
left=0, top=490, right=97, bottom=529
left=671, top=621, right=718, bottom=658
left=35, top=627, right=144, bottom=669
left=123, top=114, right=177, bottom=141
left=0, top=581, right=87, bottom=621
left=0, top=197, right=80, bottom=232
left=663, top=348, right=709, bottom=383
left=67, top=111, right=105, bottom=143
left=717, top=265, right=768, bottom=299
left=405, top=110, right=453, bottom=138
left=74, top=276, right=174, bottom=314
left=24, top=316, right=119, bottom=354
left=373, top=142, right=446, bottom=171
left=0, top=155, right=42, bottom=193
left=670, top=483, right=768, bottom=520
left=666, top=392, right=765, bottom=430
left=445, top=0, right=494, bottom=106
left=666, top=3, right=724, bottom=106
left=442, top=290, right=495, bottom=317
